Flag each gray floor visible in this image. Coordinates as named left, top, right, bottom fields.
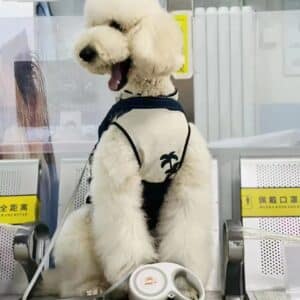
left=2, top=297, right=88, bottom=300
left=1, top=292, right=223, bottom=300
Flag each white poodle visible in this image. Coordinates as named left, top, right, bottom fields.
left=41, top=0, right=214, bottom=298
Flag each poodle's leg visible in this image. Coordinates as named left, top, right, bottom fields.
left=91, top=126, right=157, bottom=284
left=38, top=206, right=107, bottom=298
left=158, top=124, right=214, bottom=286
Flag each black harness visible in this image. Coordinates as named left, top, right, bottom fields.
left=88, top=96, right=190, bottom=231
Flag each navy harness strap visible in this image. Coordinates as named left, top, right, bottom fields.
left=180, top=124, right=191, bottom=168
left=123, top=89, right=178, bottom=98
left=89, top=97, right=190, bottom=232
left=111, top=122, right=142, bottom=167
left=97, top=97, right=185, bottom=143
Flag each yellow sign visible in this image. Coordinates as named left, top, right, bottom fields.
left=241, top=188, right=300, bottom=217
left=173, top=11, right=192, bottom=79
left=0, top=195, right=39, bottom=224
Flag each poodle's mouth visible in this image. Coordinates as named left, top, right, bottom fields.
left=108, top=58, right=131, bottom=91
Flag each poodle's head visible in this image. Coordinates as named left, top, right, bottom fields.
left=74, top=0, right=184, bottom=91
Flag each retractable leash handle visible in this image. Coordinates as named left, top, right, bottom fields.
left=129, top=263, right=205, bottom=300
left=170, top=265, right=205, bottom=300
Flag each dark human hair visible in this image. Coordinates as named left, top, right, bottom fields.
left=14, top=52, right=58, bottom=233
left=14, top=53, right=49, bottom=128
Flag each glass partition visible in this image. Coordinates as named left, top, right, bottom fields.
left=1, top=2, right=300, bottom=300
left=193, top=8, right=300, bottom=144
left=194, top=0, right=300, bottom=10
left=0, top=16, right=114, bottom=299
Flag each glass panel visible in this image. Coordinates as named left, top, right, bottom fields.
left=47, top=0, right=84, bottom=16
left=1, top=2, right=300, bottom=299
left=194, top=0, right=300, bottom=10
left=255, top=11, right=300, bottom=135
left=0, top=1, right=33, bottom=18
left=244, top=0, right=300, bottom=11
left=0, top=18, right=34, bottom=142
left=193, top=9, right=300, bottom=145
left=194, top=0, right=241, bottom=8
left=0, top=16, right=114, bottom=298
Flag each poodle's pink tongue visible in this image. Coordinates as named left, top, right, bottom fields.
left=109, top=63, right=122, bottom=91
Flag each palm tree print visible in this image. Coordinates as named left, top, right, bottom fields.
left=160, top=151, right=180, bottom=177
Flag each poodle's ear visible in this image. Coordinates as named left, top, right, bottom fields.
left=129, top=13, right=184, bottom=77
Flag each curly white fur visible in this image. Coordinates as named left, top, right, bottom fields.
left=91, top=127, right=158, bottom=283
left=40, top=0, right=215, bottom=297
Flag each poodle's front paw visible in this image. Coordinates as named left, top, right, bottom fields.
left=76, top=279, right=109, bottom=298
left=175, top=276, right=199, bottom=300
left=85, top=286, right=106, bottom=297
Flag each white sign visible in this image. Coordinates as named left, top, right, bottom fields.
left=284, top=11, right=300, bottom=76
left=0, top=0, right=33, bottom=17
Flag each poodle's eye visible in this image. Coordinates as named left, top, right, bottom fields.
left=109, top=20, right=123, bottom=32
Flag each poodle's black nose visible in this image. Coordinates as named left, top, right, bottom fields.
left=79, top=46, right=97, bottom=62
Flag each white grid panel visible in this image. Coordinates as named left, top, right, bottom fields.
left=0, top=160, right=39, bottom=196
left=0, top=170, right=21, bottom=196
left=0, top=225, right=28, bottom=295
left=0, top=160, right=39, bottom=294
left=259, top=218, right=300, bottom=277
left=242, top=158, right=300, bottom=291
left=58, top=158, right=89, bottom=223
left=0, top=226, right=16, bottom=281
left=241, top=158, right=300, bottom=188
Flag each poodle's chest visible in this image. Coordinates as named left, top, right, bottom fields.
left=86, top=97, right=190, bottom=230
left=113, top=109, right=190, bottom=183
